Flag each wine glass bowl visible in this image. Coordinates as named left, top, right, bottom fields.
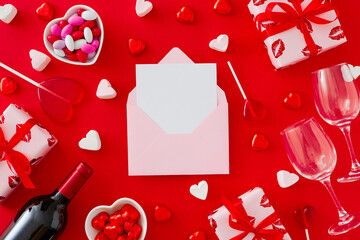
left=312, top=63, right=360, bottom=183
left=281, top=118, right=360, bottom=235
left=281, top=118, right=337, bottom=181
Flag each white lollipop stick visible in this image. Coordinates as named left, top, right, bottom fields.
left=227, top=61, right=247, bottom=100
left=0, top=61, right=69, bottom=103
left=305, top=229, right=310, bottom=240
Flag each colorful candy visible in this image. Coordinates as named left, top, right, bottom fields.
left=46, top=8, right=101, bottom=63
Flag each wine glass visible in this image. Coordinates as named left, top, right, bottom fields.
left=281, top=118, right=360, bottom=235
left=312, top=63, right=360, bottom=183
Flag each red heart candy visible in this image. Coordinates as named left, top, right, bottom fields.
left=120, top=204, right=140, bottom=223
left=128, top=38, right=146, bottom=57
left=283, top=92, right=301, bottom=109
left=188, top=230, right=206, bottom=240
left=109, top=210, right=125, bottom=226
left=214, top=0, right=232, bottom=15
left=154, top=205, right=172, bottom=223
left=0, top=77, right=18, bottom=95
left=243, top=99, right=266, bottom=121
left=92, top=212, right=110, bottom=231
left=124, top=221, right=135, bottom=233
left=294, top=205, right=316, bottom=229
left=127, top=224, right=142, bottom=240
left=251, top=133, right=269, bottom=151
left=95, top=231, right=110, bottom=240
left=115, top=235, right=126, bottom=240
left=36, top=2, right=55, bottom=21
left=176, top=6, right=195, bottom=24
left=104, top=223, right=123, bottom=240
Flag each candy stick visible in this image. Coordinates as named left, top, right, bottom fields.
left=0, top=61, right=69, bottom=103
left=294, top=206, right=315, bottom=240
left=227, top=61, right=247, bottom=100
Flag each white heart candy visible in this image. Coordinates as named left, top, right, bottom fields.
left=277, top=170, right=299, bottom=188
left=348, top=64, right=360, bottom=80
left=29, top=50, right=51, bottom=72
left=135, top=0, right=153, bottom=17
left=209, top=34, right=229, bottom=52
left=190, top=180, right=208, bottom=200
left=81, top=10, right=97, bottom=21
left=0, top=4, right=17, bottom=24
left=96, top=79, right=117, bottom=99
left=79, top=130, right=101, bottom=151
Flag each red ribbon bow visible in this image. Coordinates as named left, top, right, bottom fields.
left=221, top=195, right=284, bottom=240
left=255, top=0, right=338, bottom=56
left=0, top=119, right=36, bottom=189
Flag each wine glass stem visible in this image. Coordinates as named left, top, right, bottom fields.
left=321, top=178, right=349, bottom=220
left=340, top=126, right=360, bottom=171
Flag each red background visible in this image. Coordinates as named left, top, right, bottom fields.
left=0, top=0, right=360, bottom=239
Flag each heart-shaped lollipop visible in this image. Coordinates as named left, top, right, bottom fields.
left=0, top=62, right=84, bottom=123
left=294, top=205, right=316, bottom=240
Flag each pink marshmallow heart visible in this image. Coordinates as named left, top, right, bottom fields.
left=135, top=0, right=153, bottom=17
left=0, top=4, right=17, bottom=24
left=29, top=49, right=51, bottom=72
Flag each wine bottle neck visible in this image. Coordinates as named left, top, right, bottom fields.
left=57, top=162, right=93, bottom=200
left=51, top=190, right=71, bottom=205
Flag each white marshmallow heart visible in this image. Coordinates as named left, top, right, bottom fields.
left=348, top=64, right=360, bottom=80
left=135, top=0, right=153, bottom=17
left=277, top=170, right=299, bottom=188
left=209, top=34, right=229, bottom=52
left=79, top=130, right=101, bottom=151
left=190, top=180, right=208, bottom=200
left=0, top=4, right=17, bottom=24
left=96, top=79, right=117, bottom=99
left=29, top=50, right=51, bottom=72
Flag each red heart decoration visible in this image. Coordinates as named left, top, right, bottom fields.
left=251, top=133, right=269, bottom=151
left=214, top=0, right=232, bottom=15
left=243, top=99, right=266, bottom=121
left=188, top=230, right=206, bottom=240
left=115, top=235, right=126, bottom=240
left=128, top=38, right=146, bottom=56
left=104, top=223, right=123, bottom=240
left=120, top=204, right=141, bottom=223
left=294, top=205, right=316, bottom=229
left=38, top=78, right=84, bottom=123
left=283, top=92, right=301, bottom=109
left=95, top=231, right=110, bottom=240
left=36, top=2, right=55, bottom=21
left=91, top=212, right=110, bottom=231
left=109, top=210, right=125, bottom=226
left=154, top=205, right=172, bottom=223
left=176, top=6, right=195, bottom=24
left=127, top=224, right=142, bottom=240
left=0, top=76, right=18, bottom=95
left=124, top=221, right=135, bottom=233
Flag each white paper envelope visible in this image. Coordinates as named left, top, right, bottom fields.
left=127, top=47, right=229, bottom=175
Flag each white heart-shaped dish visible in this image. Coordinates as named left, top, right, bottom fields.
left=43, top=5, right=104, bottom=66
left=85, top=198, right=147, bottom=240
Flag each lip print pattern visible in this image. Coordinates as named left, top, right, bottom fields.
left=297, top=19, right=313, bottom=33
left=16, top=124, right=32, bottom=142
left=301, top=44, right=322, bottom=56
left=260, top=194, right=272, bottom=208
left=0, top=196, right=5, bottom=203
left=260, top=19, right=277, bottom=29
left=47, top=136, right=56, bottom=146
left=0, top=115, right=4, bottom=124
left=30, top=157, right=43, bottom=166
left=8, top=176, right=20, bottom=188
left=272, top=39, right=285, bottom=58
left=272, top=219, right=287, bottom=233
left=209, top=217, right=217, bottom=229
left=253, top=0, right=267, bottom=6
left=329, top=26, right=345, bottom=40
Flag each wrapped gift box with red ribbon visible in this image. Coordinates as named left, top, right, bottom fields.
left=248, top=0, right=347, bottom=69
left=208, top=187, right=291, bottom=240
left=0, top=104, right=57, bottom=204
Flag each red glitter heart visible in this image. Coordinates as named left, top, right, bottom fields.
left=283, top=92, right=301, bottom=109
left=154, top=205, right=172, bottom=223
left=36, top=2, right=55, bottom=21
left=176, top=6, right=195, bottom=24
left=91, top=212, right=109, bottom=231
left=214, top=0, right=232, bottom=15
left=0, top=76, right=18, bottom=95
left=251, top=133, right=269, bottom=151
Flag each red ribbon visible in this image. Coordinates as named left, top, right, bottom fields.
left=221, top=195, right=284, bottom=240
left=255, top=0, right=338, bottom=56
left=0, top=119, right=36, bottom=189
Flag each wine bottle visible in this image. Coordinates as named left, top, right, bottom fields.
left=0, top=161, right=93, bottom=240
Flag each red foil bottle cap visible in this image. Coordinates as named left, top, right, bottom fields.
left=58, top=162, right=93, bottom=200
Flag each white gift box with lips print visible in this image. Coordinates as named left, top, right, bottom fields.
left=248, top=0, right=347, bottom=70
left=0, top=104, right=57, bottom=204
left=208, top=187, right=292, bottom=240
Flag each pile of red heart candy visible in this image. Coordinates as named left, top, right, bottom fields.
left=92, top=204, right=142, bottom=240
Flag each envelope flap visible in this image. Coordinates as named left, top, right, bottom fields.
left=159, top=47, right=194, bottom=64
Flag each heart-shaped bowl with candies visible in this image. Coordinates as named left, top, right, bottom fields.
left=43, top=5, right=104, bottom=65
left=85, top=198, right=147, bottom=240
